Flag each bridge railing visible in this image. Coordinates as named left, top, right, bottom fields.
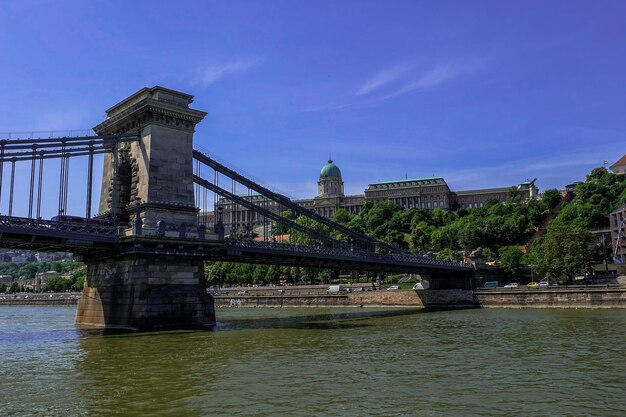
left=0, top=215, right=118, bottom=236
left=223, top=239, right=471, bottom=271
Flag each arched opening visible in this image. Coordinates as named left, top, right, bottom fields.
left=112, top=159, right=133, bottom=224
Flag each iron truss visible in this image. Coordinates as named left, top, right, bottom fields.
left=0, top=134, right=140, bottom=162
left=0, top=133, right=139, bottom=219
left=193, top=150, right=409, bottom=254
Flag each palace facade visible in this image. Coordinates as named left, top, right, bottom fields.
left=205, top=159, right=538, bottom=235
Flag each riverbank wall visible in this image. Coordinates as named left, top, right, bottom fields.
left=474, top=287, right=626, bottom=308
left=214, top=289, right=477, bottom=309
left=2, top=287, right=625, bottom=308
left=0, top=293, right=80, bottom=306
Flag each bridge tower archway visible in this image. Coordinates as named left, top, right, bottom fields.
left=108, top=151, right=138, bottom=224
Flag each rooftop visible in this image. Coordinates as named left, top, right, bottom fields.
left=368, top=177, right=444, bottom=186
left=610, top=154, right=626, bottom=171
left=454, top=187, right=511, bottom=195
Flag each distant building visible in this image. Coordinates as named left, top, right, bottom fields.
left=34, top=271, right=60, bottom=292
left=0, top=275, right=13, bottom=283
left=35, top=253, right=55, bottom=262
left=610, top=155, right=626, bottom=175
left=11, top=254, right=30, bottom=264
left=610, top=205, right=626, bottom=265
left=202, top=159, right=539, bottom=235
left=365, top=177, right=450, bottom=209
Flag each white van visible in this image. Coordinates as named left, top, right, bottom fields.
left=326, top=285, right=347, bottom=293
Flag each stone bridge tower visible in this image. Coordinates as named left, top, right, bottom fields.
left=75, top=87, right=214, bottom=331
left=94, top=86, right=207, bottom=228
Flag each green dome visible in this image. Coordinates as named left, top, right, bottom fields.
left=320, top=160, right=342, bottom=178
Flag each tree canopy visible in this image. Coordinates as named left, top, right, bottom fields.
left=204, top=166, right=625, bottom=286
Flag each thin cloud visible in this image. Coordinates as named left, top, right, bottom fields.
left=356, top=63, right=413, bottom=96
left=382, top=64, right=460, bottom=100
left=302, top=102, right=352, bottom=113
left=304, top=60, right=476, bottom=112
left=194, top=58, right=260, bottom=86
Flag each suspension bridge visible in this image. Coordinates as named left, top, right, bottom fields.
left=0, top=86, right=472, bottom=331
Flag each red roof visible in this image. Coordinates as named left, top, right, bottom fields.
left=611, top=154, right=626, bottom=170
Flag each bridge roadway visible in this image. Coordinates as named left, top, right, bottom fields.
left=0, top=215, right=471, bottom=275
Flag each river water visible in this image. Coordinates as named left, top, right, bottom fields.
left=0, top=306, right=624, bottom=417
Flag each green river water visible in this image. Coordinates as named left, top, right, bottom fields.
left=0, top=306, right=624, bottom=417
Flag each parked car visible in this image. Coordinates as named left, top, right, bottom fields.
left=503, top=283, right=519, bottom=288
left=537, top=281, right=549, bottom=288
left=527, top=282, right=538, bottom=288
left=386, top=285, right=400, bottom=291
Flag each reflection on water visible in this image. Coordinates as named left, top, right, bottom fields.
left=1, top=306, right=625, bottom=416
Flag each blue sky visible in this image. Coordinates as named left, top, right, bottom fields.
left=1, top=0, right=625, bottom=216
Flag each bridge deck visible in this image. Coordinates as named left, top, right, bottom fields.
left=0, top=215, right=472, bottom=274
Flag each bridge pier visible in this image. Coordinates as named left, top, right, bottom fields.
left=76, top=253, right=215, bottom=331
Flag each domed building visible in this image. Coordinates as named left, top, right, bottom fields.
left=204, top=157, right=538, bottom=237
left=318, top=160, right=344, bottom=197
left=293, top=159, right=364, bottom=218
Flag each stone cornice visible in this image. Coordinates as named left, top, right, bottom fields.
left=94, top=96, right=207, bottom=135
left=129, top=201, right=200, bottom=213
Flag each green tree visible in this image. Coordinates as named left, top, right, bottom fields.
left=266, top=265, right=281, bottom=284
left=289, top=216, right=331, bottom=246
left=507, top=186, right=522, bottom=203
left=529, top=224, right=597, bottom=282
left=410, top=221, right=435, bottom=253
left=18, top=263, right=39, bottom=280
left=362, top=201, right=403, bottom=239
left=541, top=189, right=562, bottom=211
left=70, top=264, right=87, bottom=291
left=43, top=276, right=73, bottom=292
left=0, top=263, right=18, bottom=276
left=252, top=264, right=269, bottom=284
left=273, top=210, right=295, bottom=235
left=436, top=248, right=462, bottom=262
left=331, top=208, right=354, bottom=226
left=482, top=247, right=496, bottom=262
left=499, top=246, right=525, bottom=279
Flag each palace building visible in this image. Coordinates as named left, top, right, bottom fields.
left=205, top=159, right=538, bottom=235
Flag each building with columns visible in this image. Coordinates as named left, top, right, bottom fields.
left=205, top=159, right=538, bottom=235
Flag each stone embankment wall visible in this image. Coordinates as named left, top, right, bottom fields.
left=0, top=293, right=80, bottom=306
left=3, top=288, right=625, bottom=309
left=214, top=294, right=349, bottom=308
left=475, top=287, right=626, bottom=308
left=214, top=289, right=476, bottom=308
